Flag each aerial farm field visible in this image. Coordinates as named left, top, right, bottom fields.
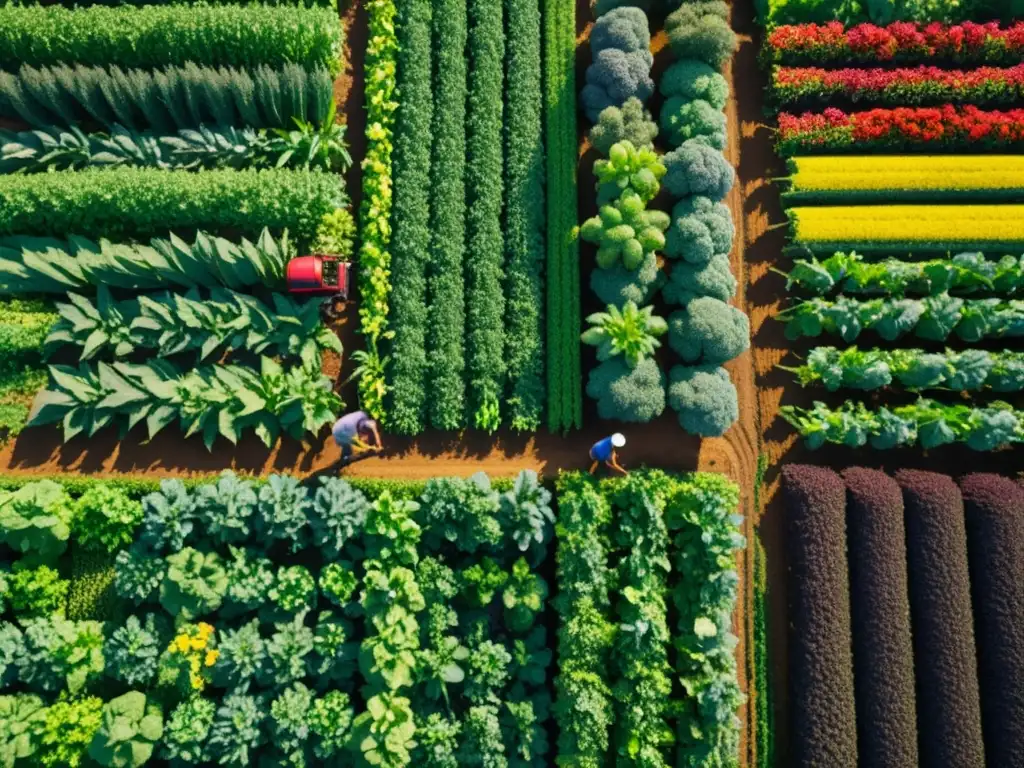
left=0, top=0, right=1022, bottom=765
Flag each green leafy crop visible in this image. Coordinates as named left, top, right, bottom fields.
left=594, top=140, right=666, bottom=205
left=580, top=191, right=671, bottom=271
left=581, top=301, right=668, bottom=368
left=0, top=481, right=72, bottom=562
left=87, top=691, right=164, bottom=768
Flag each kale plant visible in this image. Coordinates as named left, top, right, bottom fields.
left=194, top=470, right=257, bottom=545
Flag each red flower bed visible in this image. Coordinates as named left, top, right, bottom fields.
left=773, top=64, right=1024, bottom=107
left=767, top=21, right=1024, bottom=66
left=777, top=105, right=1024, bottom=155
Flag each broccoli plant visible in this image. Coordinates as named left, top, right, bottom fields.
left=589, top=98, right=658, bottom=155
left=586, top=357, right=667, bottom=423
left=580, top=191, right=670, bottom=272
left=499, top=470, right=555, bottom=556
left=17, top=616, right=105, bottom=694
left=663, top=140, right=734, bottom=200
left=319, top=562, right=358, bottom=608
left=207, top=688, right=265, bottom=767
left=105, top=614, right=161, bottom=687
left=160, top=548, right=228, bottom=619
left=668, top=298, right=750, bottom=365
left=502, top=559, right=548, bottom=634
left=309, top=690, right=353, bottom=761
left=268, top=565, right=317, bottom=615
left=581, top=8, right=654, bottom=121
left=581, top=301, right=667, bottom=369
left=256, top=474, right=312, bottom=552
left=194, top=470, right=257, bottom=546
left=264, top=613, right=315, bottom=686
left=0, top=480, right=73, bottom=562
left=663, top=254, right=737, bottom=305
left=465, top=636, right=512, bottom=703
left=139, top=479, right=195, bottom=553
left=113, top=547, right=165, bottom=605
left=414, top=712, right=461, bottom=767
left=359, top=566, right=423, bottom=691
left=668, top=364, right=739, bottom=437
left=351, top=692, right=416, bottom=768
left=310, top=477, right=369, bottom=558
left=364, top=492, right=422, bottom=567
left=71, top=485, right=142, bottom=554
left=0, top=623, right=23, bottom=687
left=660, top=98, right=727, bottom=149
left=161, top=697, right=215, bottom=765
left=269, top=682, right=313, bottom=767
left=311, top=611, right=357, bottom=684
left=0, top=693, right=47, bottom=766
left=458, top=705, right=507, bottom=766
left=87, top=691, right=164, bottom=768
left=665, top=2, right=737, bottom=69
left=502, top=699, right=549, bottom=768
left=420, top=474, right=502, bottom=554
left=591, top=252, right=663, bottom=309
left=215, top=619, right=265, bottom=689
left=665, top=195, right=734, bottom=264
left=224, top=545, right=275, bottom=616
left=594, top=141, right=665, bottom=205
left=660, top=59, right=728, bottom=109
left=8, top=564, right=69, bottom=618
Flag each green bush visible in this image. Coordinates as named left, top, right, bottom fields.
left=466, top=0, right=507, bottom=433
left=0, top=481, right=72, bottom=562
left=0, top=168, right=343, bottom=243
left=17, top=617, right=105, bottom=694
left=660, top=59, right=729, bottom=109
left=161, top=697, right=214, bottom=765
left=426, top=0, right=469, bottom=431
left=504, top=0, right=547, bottom=432
left=8, top=565, right=69, bottom=618
left=0, top=6, right=342, bottom=74
left=591, top=252, right=663, bottom=308
left=114, top=548, right=165, bottom=606
left=0, top=694, right=46, bottom=766
left=105, top=615, right=161, bottom=688
left=386, top=0, right=433, bottom=435
left=660, top=97, right=727, bottom=149
left=589, top=97, right=658, bottom=155
left=585, top=357, right=666, bottom=422
left=310, top=209, right=357, bottom=260
left=207, top=689, right=265, bottom=766
left=663, top=139, right=735, bottom=200
left=668, top=364, right=738, bottom=436
left=37, top=695, right=103, bottom=768
left=0, top=63, right=334, bottom=132
left=663, top=254, right=737, bottom=305
left=87, top=691, right=163, bottom=768
left=665, top=195, right=734, bottom=264
left=580, top=8, right=654, bottom=123
left=594, top=140, right=666, bottom=206
left=668, top=298, right=750, bottom=365
left=268, top=565, right=317, bottom=615
left=666, top=4, right=737, bottom=70
left=545, top=0, right=581, bottom=433
left=71, top=486, right=142, bottom=554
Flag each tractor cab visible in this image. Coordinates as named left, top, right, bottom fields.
left=286, top=254, right=351, bottom=319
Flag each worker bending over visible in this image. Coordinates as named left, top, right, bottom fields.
left=589, top=432, right=628, bottom=475
left=332, top=410, right=383, bottom=464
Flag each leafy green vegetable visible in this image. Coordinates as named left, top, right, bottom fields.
left=0, top=481, right=72, bottom=562
left=87, top=691, right=163, bottom=768
left=581, top=301, right=668, bottom=368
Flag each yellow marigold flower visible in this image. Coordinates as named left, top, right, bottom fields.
left=190, top=673, right=204, bottom=690
left=190, top=657, right=201, bottom=673
left=174, top=636, right=191, bottom=653
left=205, top=650, right=220, bottom=667
left=189, top=636, right=205, bottom=651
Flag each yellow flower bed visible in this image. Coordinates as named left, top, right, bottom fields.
left=790, top=205, right=1024, bottom=243
left=788, top=155, right=1024, bottom=193
left=166, top=622, right=218, bottom=691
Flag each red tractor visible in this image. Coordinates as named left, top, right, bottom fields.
left=286, top=254, right=351, bottom=320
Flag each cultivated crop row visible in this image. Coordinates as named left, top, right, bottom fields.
left=783, top=465, right=1024, bottom=766
left=0, top=0, right=352, bottom=448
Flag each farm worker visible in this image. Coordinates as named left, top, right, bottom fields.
left=589, top=432, right=628, bottom=475
left=332, top=410, right=383, bottom=462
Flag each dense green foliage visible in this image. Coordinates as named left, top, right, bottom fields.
left=0, top=63, right=333, bottom=131
left=586, top=357, right=666, bottom=422
left=545, top=0, right=581, bottom=432
left=503, top=0, right=547, bottom=432
left=466, top=0, right=507, bottom=433
left=386, top=0, right=432, bottom=434
left=589, top=97, right=658, bottom=155
left=581, top=301, right=667, bottom=367
left=580, top=7, right=654, bottom=123
left=354, top=0, right=398, bottom=421
left=0, top=121, right=351, bottom=174
left=0, top=300, right=54, bottom=442
left=0, top=5, right=342, bottom=74
left=668, top=363, right=739, bottom=436
left=0, top=168, right=344, bottom=242
left=665, top=2, right=736, bottom=70
left=0, top=229, right=290, bottom=295
left=427, top=0, right=469, bottom=431
left=555, top=471, right=744, bottom=767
